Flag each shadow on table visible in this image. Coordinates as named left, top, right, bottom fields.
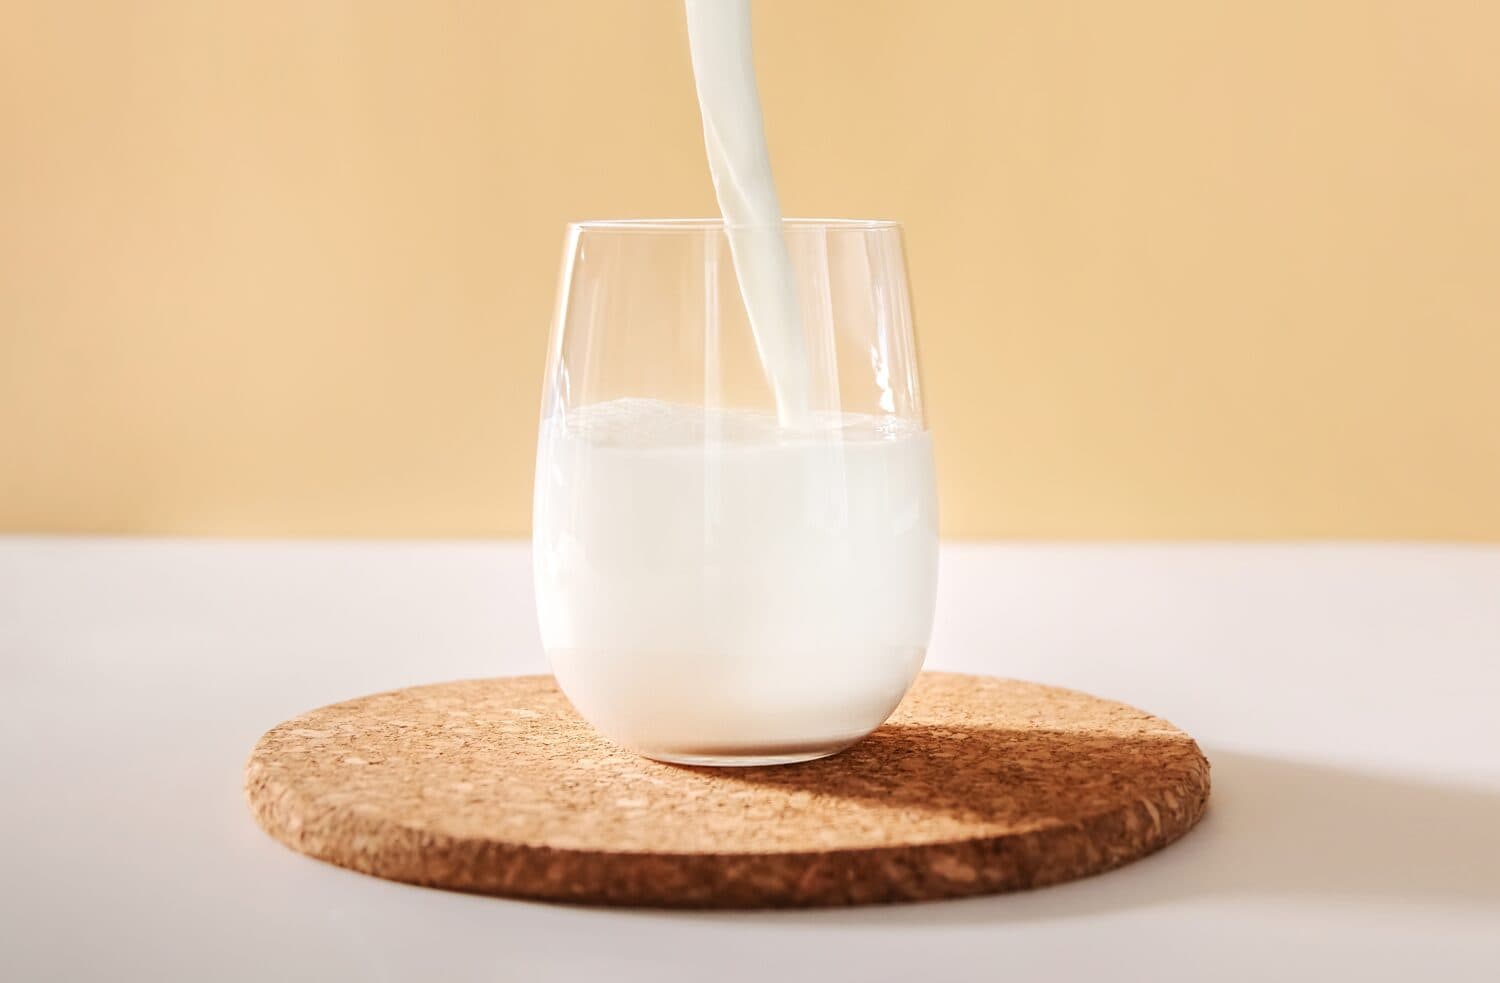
left=857, top=750, right=1498, bottom=923
left=676, top=725, right=1500, bottom=923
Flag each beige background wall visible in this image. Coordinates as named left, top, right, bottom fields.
left=3, top=1, right=1498, bottom=539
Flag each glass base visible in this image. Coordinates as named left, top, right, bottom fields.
left=639, top=739, right=861, bottom=768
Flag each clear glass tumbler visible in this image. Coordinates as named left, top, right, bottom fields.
left=533, top=219, right=937, bottom=765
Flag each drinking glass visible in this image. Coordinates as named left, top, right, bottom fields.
left=533, top=219, right=937, bottom=765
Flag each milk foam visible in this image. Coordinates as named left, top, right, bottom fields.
left=558, top=397, right=923, bottom=447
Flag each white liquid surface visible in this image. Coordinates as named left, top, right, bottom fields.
left=534, top=399, right=939, bottom=760
left=685, top=0, right=810, bottom=423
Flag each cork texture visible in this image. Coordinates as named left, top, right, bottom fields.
left=245, top=672, right=1210, bottom=907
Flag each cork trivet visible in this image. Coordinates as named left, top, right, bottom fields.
left=245, top=672, right=1209, bottom=908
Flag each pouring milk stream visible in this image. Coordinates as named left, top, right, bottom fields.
left=684, top=0, right=810, bottom=425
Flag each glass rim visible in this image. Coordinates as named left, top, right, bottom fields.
left=568, top=217, right=900, bottom=233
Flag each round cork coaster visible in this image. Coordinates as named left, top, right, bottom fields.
left=245, top=672, right=1209, bottom=908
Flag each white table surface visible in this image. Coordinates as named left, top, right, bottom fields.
left=1, top=538, right=1497, bottom=982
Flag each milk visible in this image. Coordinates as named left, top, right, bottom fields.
left=684, top=0, right=810, bottom=424
left=534, top=399, right=939, bottom=762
